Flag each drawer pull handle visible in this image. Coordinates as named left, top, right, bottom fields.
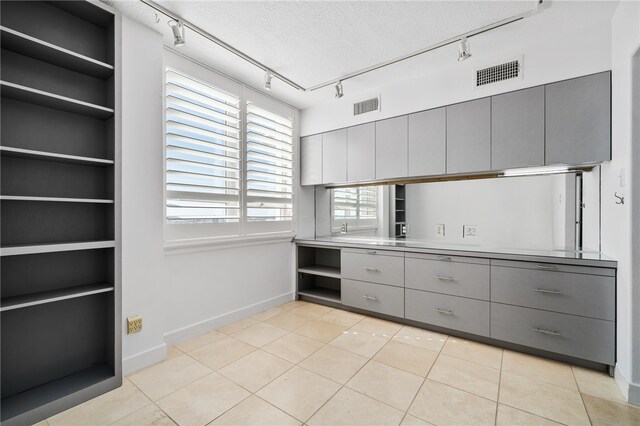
left=366, top=250, right=377, bottom=255
left=533, top=288, right=562, bottom=295
left=533, top=327, right=561, bottom=336
left=435, top=308, right=454, bottom=315
left=363, top=295, right=378, bottom=301
left=435, top=275, right=454, bottom=281
left=536, top=265, right=558, bottom=271
left=437, top=256, right=452, bottom=261
left=363, top=267, right=380, bottom=272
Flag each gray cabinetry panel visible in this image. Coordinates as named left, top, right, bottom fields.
left=446, top=98, right=491, bottom=173
left=375, top=116, right=408, bottom=179
left=405, top=257, right=490, bottom=300
left=405, top=289, right=490, bottom=336
left=342, top=279, right=404, bottom=317
left=491, top=303, right=614, bottom=365
left=300, top=134, right=322, bottom=186
left=347, top=123, right=375, bottom=182
left=491, top=87, right=544, bottom=170
left=408, top=108, right=446, bottom=177
left=342, top=250, right=404, bottom=287
left=491, top=266, right=615, bottom=320
left=545, top=72, right=611, bottom=165
left=321, top=129, right=347, bottom=184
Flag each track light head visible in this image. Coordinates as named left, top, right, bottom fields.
left=334, top=81, right=344, bottom=99
left=264, top=72, right=273, bottom=90
left=457, top=37, right=471, bottom=61
left=168, top=20, right=185, bottom=47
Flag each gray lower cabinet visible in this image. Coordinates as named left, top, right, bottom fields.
left=545, top=72, right=611, bottom=165
left=347, top=123, right=375, bottom=182
left=405, top=289, right=490, bottom=337
left=342, top=279, right=404, bottom=318
left=321, top=129, right=347, bottom=184
left=408, top=108, right=446, bottom=177
left=446, top=98, right=491, bottom=174
left=375, top=116, right=408, bottom=179
left=300, top=134, right=322, bottom=186
left=491, top=303, right=615, bottom=365
left=491, top=86, right=544, bottom=170
left=405, top=255, right=490, bottom=300
left=342, top=249, right=404, bottom=287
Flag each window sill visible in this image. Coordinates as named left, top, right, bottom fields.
left=163, top=232, right=296, bottom=255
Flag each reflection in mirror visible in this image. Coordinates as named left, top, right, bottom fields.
left=315, top=172, right=600, bottom=252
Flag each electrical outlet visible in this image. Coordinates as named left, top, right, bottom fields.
left=127, top=316, right=143, bottom=334
left=463, top=225, right=479, bottom=238
left=436, top=224, right=445, bottom=237
left=341, top=223, right=348, bottom=234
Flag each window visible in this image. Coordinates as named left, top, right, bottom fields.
left=331, top=186, right=378, bottom=233
left=164, top=52, right=296, bottom=243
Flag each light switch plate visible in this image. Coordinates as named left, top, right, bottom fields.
left=436, top=224, right=445, bottom=237
left=463, top=225, right=478, bottom=238
left=127, top=316, right=143, bottom=334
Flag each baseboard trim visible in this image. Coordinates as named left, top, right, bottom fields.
left=164, top=292, right=294, bottom=347
left=122, top=342, right=167, bottom=376
left=615, top=365, right=640, bottom=406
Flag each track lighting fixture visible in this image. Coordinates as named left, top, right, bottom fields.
left=457, top=37, right=471, bottom=61
left=334, top=81, right=344, bottom=99
left=264, top=72, right=273, bottom=90
left=168, top=20, right=185, bottom=47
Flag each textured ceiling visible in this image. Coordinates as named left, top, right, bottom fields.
left=106, top=1, right=619, bottom=109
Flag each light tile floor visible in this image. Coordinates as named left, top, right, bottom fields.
left=43, top=301, right=640, bottom=426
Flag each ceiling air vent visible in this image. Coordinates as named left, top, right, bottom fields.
left=354, top=97, right=379, bottom=116
left=476, top=59, right=520, bottom=87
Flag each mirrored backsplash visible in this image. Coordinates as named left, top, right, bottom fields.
left=315, top=172, right=601, bottom=252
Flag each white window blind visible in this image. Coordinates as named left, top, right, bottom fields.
left=245, top=102, right=294, bottom=222
left=165, top=69, right=241, bottom=223
left=332, top=186, right=378, bottom=232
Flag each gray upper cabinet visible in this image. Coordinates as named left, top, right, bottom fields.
left=347, top=123, right=375, bottom=181
left=545, top=72, right=611, bottom=165
left=300, top=134, right=322, bottom=186
left=376, top=116, right=408, bottom=179
left=491, top=86, right=545, bottom=170
left=322, top=129, right=347, bottom=184
left=446, top=98, right=491, bottom=174
left=408, top=108, right=446, bottom=177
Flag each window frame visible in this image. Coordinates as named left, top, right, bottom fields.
left=330, top=186, right=380, bottom=235
left=163, top=51, right=297, bottom=247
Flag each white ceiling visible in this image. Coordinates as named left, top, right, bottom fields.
left=106, top=0, right=619, bottom=109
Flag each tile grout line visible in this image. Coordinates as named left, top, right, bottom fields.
left=572, top=366, right=594, bottom=425
left=494, top=348, right=505, bottom=426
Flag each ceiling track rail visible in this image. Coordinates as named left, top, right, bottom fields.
left=139, top=0, right=545, bottom=93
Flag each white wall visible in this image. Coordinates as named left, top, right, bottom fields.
left=603, top=0, right=640, bottom=404
left=120, top=17, right=294, bottom=374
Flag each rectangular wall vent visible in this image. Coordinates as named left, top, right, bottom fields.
left=476, top=60, right=520, bottom=87
left=354, top=97, right=379, bottom=116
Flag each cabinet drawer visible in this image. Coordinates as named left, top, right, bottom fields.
left=491, top=303, right=615, bottom=365
left=342, top=251, right=404, bottom=287
left=491, top=266, right=615, bottom=320
left=491, top=259, right=615, bottom=277
left=405, top=289, right=489, bottom=337
left=405, top=257, right=489, bottom=300
left=342, top=279, right=404, bottom=318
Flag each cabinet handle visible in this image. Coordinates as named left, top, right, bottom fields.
left=536, top=265, right=557, bottom=271
left=532, top=327, right=561, bottom=336
left=437, top=256, right=452, bottom=261
left=366, top=250, right=377, bottom=255
left=363, top=295, right=378, bottom=301
left=435, top=308, right=454, bottom=315
left=533, top=288, right=562, bottom=295
left=363, top=267, right=380, bottom=272
left=435, top=275, right=454, bottom=281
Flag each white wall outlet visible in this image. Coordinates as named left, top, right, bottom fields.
left=463, top=225, right=479, bottom=238
left=436, top=224, right=445, bottom=237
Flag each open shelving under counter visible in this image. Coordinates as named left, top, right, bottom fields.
left=297, top=244, right=343, bottom=305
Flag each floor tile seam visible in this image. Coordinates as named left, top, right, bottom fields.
left=496, top=401, right=571, bottom=426
left=494, top=347, right=505, bottom=425
left=499, top=369, right=582, bottom=393
left=198, top=390, right=253, bottom=426
left=425, top=373, right=499, bottom=402
left=435, top=352, right=502, bottom=373
left=102, top=400, right=156, bottom=425
left=220, top=353, right=297, bottom=394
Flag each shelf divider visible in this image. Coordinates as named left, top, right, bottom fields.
left=0, top=26, right=114, bottom=79
left=1, top=283, right=114, bottom=312
left=297, top=265, right=341, bottom=279
left=298, top=287, right=341, bottom=304
left=0, top=196, right=114, bottom=204
left=0, top=146, right=114, bottom=166
left=1, top=240, right=116, bottom=257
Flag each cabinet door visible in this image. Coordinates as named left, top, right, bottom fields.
left=300, top=134, right=322, bottom=186
left=446, top=98, right=491, bottom=173
left=408, top=108, right=446, bottom=177
left=347, top=123, right=375, bottom=182
left=545, top=72, right=611, bottom=165
left=322, top=129, right=347, bottom=184
left=491, top=86, right=544, bottom=170
left=375, top=116, right=408, bottom=179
